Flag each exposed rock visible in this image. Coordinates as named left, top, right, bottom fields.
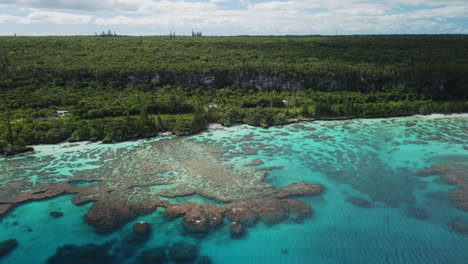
left=169, top=243, right=198, bottom=262
left=230, top=222, right=244, bottom=238
left=47, top=243, right=116, bottom=264
left=133, top=221, right=151, bottom=238
left=274, top=182, right=324, bottom=199
left=139, top=247, right=166, bottom=264
left=0, top=239, right=18, bottom=258
left=50, top=211, right=64, bottom=218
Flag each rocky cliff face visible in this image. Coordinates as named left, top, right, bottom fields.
left=127, top=72, right=404, bottom=92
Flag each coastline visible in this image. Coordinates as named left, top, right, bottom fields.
left=2, top=112, right=467, bottom=158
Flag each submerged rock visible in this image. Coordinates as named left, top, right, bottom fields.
left=81, top=190, right=164, bottom=234
left=133, top=221, right=151, bottom=238
left=139, top=247, right=166, bottom=264
left=49, top=211, right=64, bottom=218
left=0, top=137, right=324, bottom=236
left=447, top=219, right=468, bottom=235
left=274, top=182, right=324, bottom=199
left=346, top=197, right=372, bottom=208
left=416, top=164, right=468, bottom=211
left=0, top=239, right=18, bottom=258
left=244, top=159, right=264, bottom=167
left=182, top=210, right=209, bottom=234
left=224, top=198, right=310, bottom=226
left=197, top=256, right=213, bottom=264
left=1, top=146, right=34, bottom=157
left=169, top=243, right=198, bottom=262
left=46, top=243, right=116, bottom=264
left=230, top=222, right=244, bottom=238
left=405, top=206, right=429, bottom=220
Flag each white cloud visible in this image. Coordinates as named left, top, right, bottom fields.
left=0, top=0, right=218, bottom=13
left=408, top=6, right=468, bottom=19
left=0, top=0, right=467, bottom=34
left=0, top=11, right=92, bottom=24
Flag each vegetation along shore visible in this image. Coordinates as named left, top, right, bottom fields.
left=1, top=35, right=467, bottom=155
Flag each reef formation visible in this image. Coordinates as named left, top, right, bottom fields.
left=0, top=138, right=323, bottom=235
left=416, top=162, right=468, bottom=211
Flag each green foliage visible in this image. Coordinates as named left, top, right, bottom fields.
left=0, top=35, right=466, bottom=145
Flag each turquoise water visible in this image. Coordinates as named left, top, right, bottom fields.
left=0, top=115, right=467, bottom=263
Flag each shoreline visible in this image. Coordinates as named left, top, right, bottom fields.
left=2, top=112, right=467, bottom=157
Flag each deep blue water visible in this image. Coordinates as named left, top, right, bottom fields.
left=1, top=115, right=467, bottom=264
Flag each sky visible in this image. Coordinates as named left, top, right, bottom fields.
left=0, top=0, right=467, bottom=36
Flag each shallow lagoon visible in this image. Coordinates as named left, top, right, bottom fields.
left=1, top=115, right=467, bottom=264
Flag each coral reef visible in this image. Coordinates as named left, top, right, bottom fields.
left=169, top=243, right=198, bottom=262
left=133, top=221, right=151, bottom=238
left=416, top=163, right=468, bottom=211
left=49, top=211, right=64, bottom=218
left=0, top=239, right=18, bottom=258
left=0, top=138, right=324, bottom=235
left=230, top=222, right=244, bottom=238
left=274, top=182, right=323, bottom=199
left=46, top=243, right=116, bottom=264
left=346, top=197, right=372, bottom=208
left=138, top=247, right=166, bottom=264
left=405, top=206, right=429, bottom=220
left=447, top=219, right=468, bottom=235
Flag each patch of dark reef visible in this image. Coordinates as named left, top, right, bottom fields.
left=0, top=137, right=325, bottom=236
left=67, top=180, right=103, bottom=187
left=46, top=243, right=116, bottom=264
left=416, top=161, right=468, bottom=211
left=0, top=239, right=18, bottom=258
left=0, top=147, right=34, bottom=157
left=346, top=197, right=373, bottom=208
left=46, top=241, right=212, bottom=264
left=49, top=211, right=64, bottom=218
left=447, top=218, right=468, bottom=236
left=404, top=206, right=429, bottom=220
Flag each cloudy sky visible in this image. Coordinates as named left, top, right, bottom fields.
left=0, top=0, right=467, bottom=35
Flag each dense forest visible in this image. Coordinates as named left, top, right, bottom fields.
left=0, top=35, right=467, bottom=153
